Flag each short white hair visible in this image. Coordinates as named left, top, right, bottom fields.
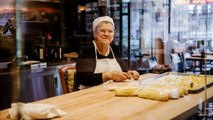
left=92, top=16, right=114, bottom=33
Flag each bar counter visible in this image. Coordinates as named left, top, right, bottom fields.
left=0, top=60, right=76, bottom=110
left=0, top=73, right=213, bottom=120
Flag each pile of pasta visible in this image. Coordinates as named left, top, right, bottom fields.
left=157, top=75, right=213, bottom=90
left=179, top=75, right=213, bottom=90
left=107, top=74, right=213, bottom=101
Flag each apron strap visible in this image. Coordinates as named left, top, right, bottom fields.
left=93, top=40, right=115, bottom=59
left=92, top=41, right=98, bottom=61
left=109, top=46, right=116, bottom=59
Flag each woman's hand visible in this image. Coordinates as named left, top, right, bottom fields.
left=102, top=71, right=130, bottom=82
left=127, top=70, right=140, bottom=80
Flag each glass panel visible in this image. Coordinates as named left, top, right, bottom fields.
left=130, top=0, right=167, bottom=54
left=0, top=0, right=18, bottom=110
left=130, top=1, right=142, bottom=51
left=171, top=1, right=213, bottom=50
left=122, top=15, right=128, bottom=48
left=140, top=1, right=156, bottom=55
left=107, top=0, right=120, bottom=46
left=171, top=1, right=213, bottom=117
left=122, top=3, right=128, bottom=14
left=0, top=0, right=16, bottom=62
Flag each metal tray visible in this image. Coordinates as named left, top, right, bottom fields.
left=141, top=72, right=213, bottom=93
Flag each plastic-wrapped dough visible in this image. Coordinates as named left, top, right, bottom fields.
left=141, top=84, right=187, bottom=99
left=115, top=86, right=139, bottom=96
left=138, top=87, right=169, bottom=101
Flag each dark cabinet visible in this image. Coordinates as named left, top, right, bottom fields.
left=22, top=0, right=62, bottom=61
left=1, top=0, right=63, bottom=62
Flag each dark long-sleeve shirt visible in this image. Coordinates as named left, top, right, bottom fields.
left=75, top=43, right=129, bottom=90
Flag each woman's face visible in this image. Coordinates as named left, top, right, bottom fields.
left=95, top=22, right=114, bottom=46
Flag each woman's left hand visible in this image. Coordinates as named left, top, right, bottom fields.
left=127, top=70, right=140, bottom=80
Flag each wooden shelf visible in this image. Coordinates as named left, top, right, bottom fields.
left=26, top=0, right=60, bottom=4
left=21, top=21, right=58, bottom=23
left=24, top=0, right=61, bottom=8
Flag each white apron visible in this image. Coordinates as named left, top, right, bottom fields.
left=79, top=41, right=122, bottom=90
left=93, top=41, right=122, bottom=73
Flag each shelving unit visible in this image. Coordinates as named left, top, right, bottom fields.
left=0, top=1, right=65, bottom=110
left=20, top=0, right=62, bottom=61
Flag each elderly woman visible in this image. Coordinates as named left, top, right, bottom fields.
left=76, top=16, right=139, bottom=90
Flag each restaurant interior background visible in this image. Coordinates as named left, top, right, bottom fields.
left=1, top=0, right=213, bottom=114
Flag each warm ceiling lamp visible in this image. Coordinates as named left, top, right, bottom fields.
left=78, top=5, right=86, bottom=12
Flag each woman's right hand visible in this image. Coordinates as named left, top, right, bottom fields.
left=102, top=71, right=130, bottom=82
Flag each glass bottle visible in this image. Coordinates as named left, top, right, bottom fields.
left=44, top=33, right=52, bottom=62
left=58, top=41, right=63, bottom=62
left=33, top=35, right=39, bottom=60
left=38, top=33, right=45, bottom=61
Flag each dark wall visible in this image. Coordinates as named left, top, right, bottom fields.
left=62, top=0, right=79, bottom=53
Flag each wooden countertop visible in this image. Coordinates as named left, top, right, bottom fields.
left=0, top=73, right=213, bottom=120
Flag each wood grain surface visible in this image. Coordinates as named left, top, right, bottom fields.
left=0, top=73, right=212, bottom=120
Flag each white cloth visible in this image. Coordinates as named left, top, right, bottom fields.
left=92, top=16, right=114, bottom=33
left=9, top=103, right=66, bottom=120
